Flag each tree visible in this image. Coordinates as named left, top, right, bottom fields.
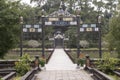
left=65, top=27, right=77, bottom=48
left=0, top=0, right=21, bottom=58
left=106, top=15, right=120, bottom=58
left=97, top=52, right=118, bottom=74
left=18, top=3, right=38, bottom=24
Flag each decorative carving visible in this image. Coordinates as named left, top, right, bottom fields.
left=46, top=0, right=75, bottom=17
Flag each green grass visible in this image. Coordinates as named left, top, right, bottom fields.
left=75, top=50, right=117, bottom=58
left=11, top=48, right=52, bottom=50
left=67, top=49, right=118, bottom=63
left=108, top=74, right=120, bottom=80
left=0, top=48, right=52, bottom=60
left=12, top=76, right=21, bottom=80
left=69, top=48, right=108, bottom=50
left=1, top=48, right=118, bottom=60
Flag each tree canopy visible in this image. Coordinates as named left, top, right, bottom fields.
left=106, top=15, right=120, bottom=58
left=0, top=0, right=21, bottom=58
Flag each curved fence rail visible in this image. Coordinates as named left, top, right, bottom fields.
left=1, top=72, right=16, bottom=80
left=0, top=60, right=17, bottom=69
left=21, top=67, right=40, bottom=80
left=46, top=49, right=54, bottom=64
left=85, top=67, right=113, bottom=80
left=113, top=71, right=120, bottom=77
left=64, top=49, right=75, bottom=63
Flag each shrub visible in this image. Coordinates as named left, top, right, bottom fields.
left=77, top=58, right=85, bottom=66
left=15, top=54, right=31, bottom=76
left=39, top=58, right=45, bottom=67
left=27, top=40, right=40, bottom=48
left=79, top=40, right=89, bottom=48
left=102, top=41, right=108, bottom=48
left=97, top=52, right=118, bottom=74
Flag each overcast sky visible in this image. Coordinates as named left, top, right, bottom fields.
left=21, top=0, right=36, bottom=6
left=21, top=0, right=30, bottom=4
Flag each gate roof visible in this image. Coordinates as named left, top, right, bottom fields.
left=46, top=0, right=76, bottom=17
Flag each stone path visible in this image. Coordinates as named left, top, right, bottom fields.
left=45, top=49, right=77, bottom=70
left=36, top=70, right=93, bottom=80
left=35, top=48, right=93, bottom=80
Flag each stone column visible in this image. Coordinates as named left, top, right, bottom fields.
left=85, top=55, right=90, bottom=68
left=34, top=55, right=40, bottom=70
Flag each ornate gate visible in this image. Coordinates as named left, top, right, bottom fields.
left=38, top=0, right=80, bottom=57
left=20, top=0, right=101, bottom=58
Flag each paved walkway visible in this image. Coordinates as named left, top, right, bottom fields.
left=36, top=70, right=93, bottom=80
left=35, top=48, right=93, bottom=80
left=45, top=49, right=77, bottom=70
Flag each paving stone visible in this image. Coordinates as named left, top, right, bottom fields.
left=45, top=49, right=77, bottom=70
left=36, top=70, right=93, bottom=80
left=35, top=49, right=93, bottom=80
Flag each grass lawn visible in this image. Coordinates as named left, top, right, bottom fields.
left=13, top=76, right=21, bottom=80
left=0, top=48, right=53, bottom=60
left=69, top=49, right=118, bottom=58
left=70, top=48, right=108, bottom=50
left=108, top=74, right=120, bottom=80
left=67, top=48, right=118, bottom=63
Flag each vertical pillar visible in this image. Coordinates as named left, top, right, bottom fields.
left=99, top=23, right=102, bottom=58
left=41, top=16, right=45, bottom=58
left=85, top=55, right=90, bottom=68
left=35, top=55, right=40, bottom=70
left=77, top=15, right=80, bottom=58
left=20, top=16, right=23, bottom=57
left=98, top=16, right=102, bottom=58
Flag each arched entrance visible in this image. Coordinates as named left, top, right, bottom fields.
left=55, top=38, right=63, bottom=48
left=54, top=31, right=64, bottom=48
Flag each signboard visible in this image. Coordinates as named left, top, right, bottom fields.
left=23, top=24, right=42, bottom=33
left=53, top=21, right=69, bottom=26
left=23, top=24, right=42, bottom=40
left=82, top=24, right=96, bottom=27
left=80, top=24, right=99, bottom=32
left=45, top=17, right=77, bottom=26
left=80, top=27, right=99, bottom=32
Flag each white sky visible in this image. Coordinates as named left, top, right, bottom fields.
left=21, top=0, right=36, bottom=6
left=21, top=0, right=30, bottom=4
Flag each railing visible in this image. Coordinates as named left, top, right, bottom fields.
left=0, top=60, right=17, bottom=69
left=0, top=69, right=16, bottom=73
left=113, top=71, right=120, bottom=77
left=21, top=67, right=40, bottom=80
left=64, top=49, right=75, bottom=63
left=1, top=72, right=16, bottom=80
left=84, top=66, right=92, bottom=73
left=84, top=56, right=115, bottom=80
left=92, top=68, right=113, bottom=80
left=46, top=49, right=54, bottom=63
left=85, top=67, right=113, bottom=80
left=0, top=72, right=10, bottom=77
left=0, top=60, right=37, bottom=69
left=10, top=49, right=53, bottom=53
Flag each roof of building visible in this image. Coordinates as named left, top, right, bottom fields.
left=46, top=0, right=75, bottom=17
left=54, top=34, right=64, bottom=39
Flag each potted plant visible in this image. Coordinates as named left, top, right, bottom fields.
left=39, top=58, right=45, bottom=67
left=77, top=58, right=85, bottom=67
